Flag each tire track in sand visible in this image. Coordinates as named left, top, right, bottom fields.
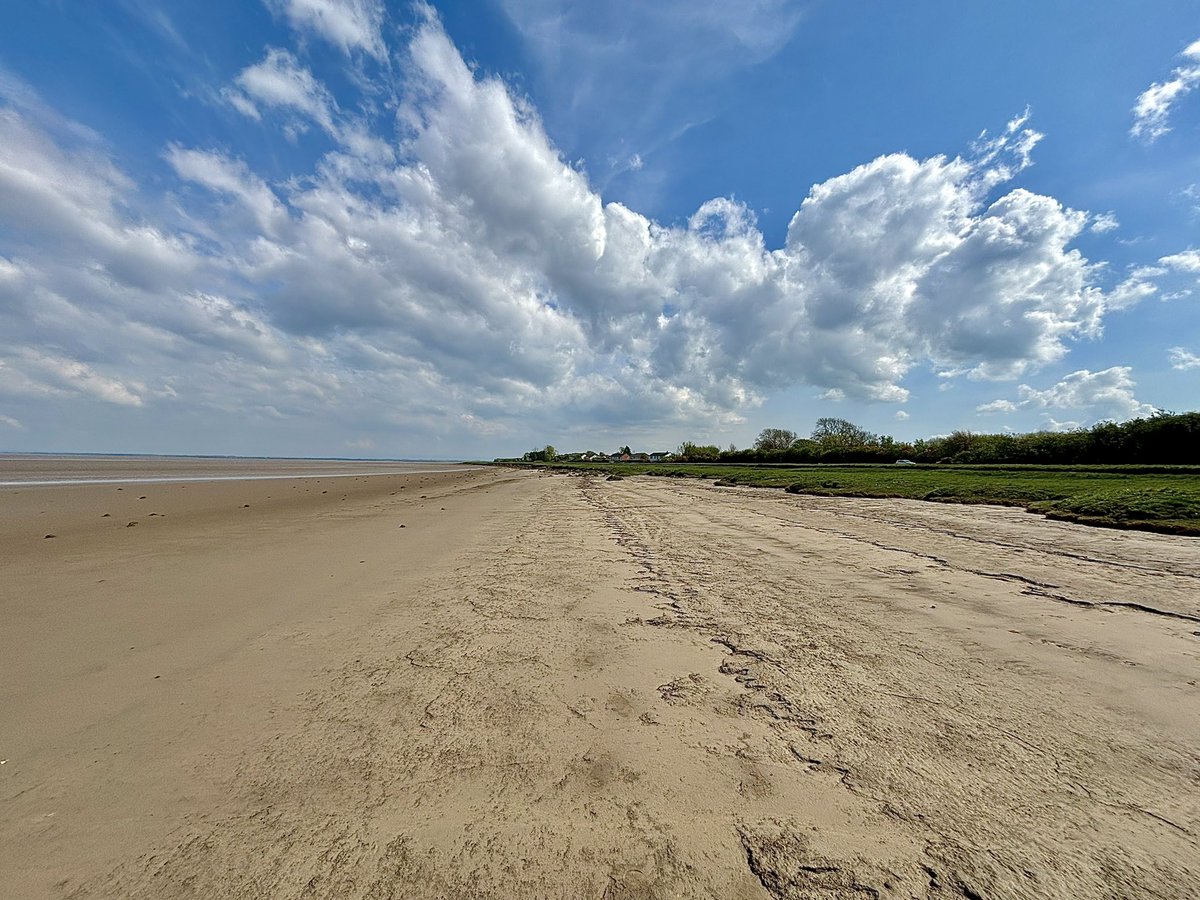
left=580, top=475, right=1200, bottom=900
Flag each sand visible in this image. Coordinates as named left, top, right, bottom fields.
left=1, top=466, right=1197, bottom=898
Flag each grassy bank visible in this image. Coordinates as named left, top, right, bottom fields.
left=513, top=461, right=1200, bottom=536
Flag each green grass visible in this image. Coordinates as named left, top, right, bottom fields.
left=507, top=461, right=1200, bottom=536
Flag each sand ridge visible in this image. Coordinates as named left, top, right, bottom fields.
left=2, top=468, right=1198, bottom=897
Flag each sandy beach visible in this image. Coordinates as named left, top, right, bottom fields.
left=2, top=464, right=1198, bottom=898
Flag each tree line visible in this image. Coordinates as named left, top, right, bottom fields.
left=672, top=412, right=1200, bottom=465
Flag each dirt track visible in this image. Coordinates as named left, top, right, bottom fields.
left=3, top=469, right=1198, bottom=898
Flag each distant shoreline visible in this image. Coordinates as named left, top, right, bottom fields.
left=0, top=451, right=463, bottom=464
left=0, top=455, right=476, bottom=487
left=0, top=470, right=475, bottom=488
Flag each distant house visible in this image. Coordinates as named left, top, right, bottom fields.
left=649, top=452, right=670, bottom=462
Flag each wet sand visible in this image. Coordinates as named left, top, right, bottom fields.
left=0, top=453, right=464, bottom=485
left=2, top=469, right=1198, bottom=898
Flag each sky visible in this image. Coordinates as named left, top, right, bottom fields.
left=0, top=1, right=1198, bottom=459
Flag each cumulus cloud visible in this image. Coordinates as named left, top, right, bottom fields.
left=1132, top=38, right=1200, bottom=142
left=224, top=48, right=337, bottom=134
left=264, top=0, right=386, bottom=60
left=1090, top=211, right=1119, bottom=233
left=0, top=12, right=1152, bottom=452
left=977, top=367, right=1155, bottom=422
left=1159, top=249, right=1200, bottom=272
left=1168, top=347, right=1200, bottom=370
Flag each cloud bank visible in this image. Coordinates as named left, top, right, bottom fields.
left=0, top=10, right=1159, bottom=451
left=978, top=367, right=1155, bottom=425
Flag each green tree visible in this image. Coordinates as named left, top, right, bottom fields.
left=811, top=417, right=876, bottom=452
left=676, top=441, right=721, bottom=461
left=754, top=428, right=798, bottom=451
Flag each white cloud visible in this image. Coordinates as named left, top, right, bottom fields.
left=0, top=100, right=196, bottom=293
left=976, top=399, right=1017, bottom=414
left=1132, top=38, right=1200, bottom=142
left=893, top=410, right=910, bottom=420
left=1159, top=249, right=1200, bottom=272
left=1090, top=211, right=1119, bottom=233
left=222, top=89, right=262, bottom=121
left=0, top=13, right=1158, bottom=454
left=1045, top=417, right=1083, bottom=433
left=225, top=48, right=336, bottom=134
left=1181, top=183, right=1200, bottom=215
left=264, top=0, right=386, bottom=60
left=978, top=367, right=1155, bottom=423
left=1106, top=271, right=1159, bottom=310
left=1168, top=347, right=1200, bottom=370
left=0, top=351, right=144, bottom=407
left=0, top=413, right=23, bottom=430
left=0, top=105, right=132, bottom=247
left=165, top=145, right=288, bottom=236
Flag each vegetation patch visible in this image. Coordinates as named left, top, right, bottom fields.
left=519, top=461, right=1200, bottom=536
left=487, top=412, right=1200, bottom=536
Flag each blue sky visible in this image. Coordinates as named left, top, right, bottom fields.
left=0, top=1, right=1197, bottom=458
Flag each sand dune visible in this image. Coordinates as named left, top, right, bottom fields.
left=2, top=468, right=1197, bottom=898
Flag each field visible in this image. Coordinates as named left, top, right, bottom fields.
left=525, top=461, right=1200, bottom=535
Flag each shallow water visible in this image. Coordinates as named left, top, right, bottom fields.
left=0, top=454, right=471, bottom=486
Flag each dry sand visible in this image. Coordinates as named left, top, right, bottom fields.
left=2, top=466, right=1198, bottom=898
